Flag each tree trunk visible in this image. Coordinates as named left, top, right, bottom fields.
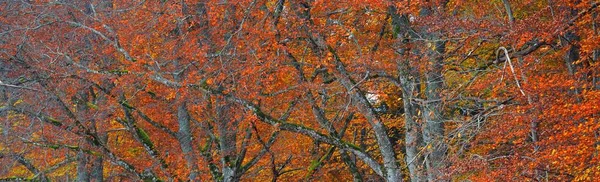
left=399, top=71, right=427, bottom=182
left=77, top=150, right=90, bottom=182
left=421, top=36, right=447, bottom=182
left=418, top=4, right=449, bottom=181
left=177, top=102, right=201, bottom=181
left=91, top=134, right=106, bottom=182
left=216, top=101, right=239, bottom=182
left=390, top=7, right=427, bottom=181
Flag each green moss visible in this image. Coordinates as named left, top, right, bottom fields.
left=1, top=177, right=29, bottom=181
left=64, top=145, right=80, bottom=150
left=128, top=148, right=142, bottom=155
left=109, top=69, right=129, bottom=75
left=307, top=147, right=335, bottom=173
left=342, top=141, right=362, bottom=151
left=85, top=150, right=102, bottom=157
left=392, top=24, right=402, bottom=39
left=210, top=165, right=223, bottom=181
left=45, top=116, right=63, bottom=126
left=120, top=101, right=135, bottom=110
left=136, top=128, right=154, bottom=149
left=142, top=177, right=161, bottom=182
left=223, top=155, right=232, bottom=166
left=86, top=102, right=98, bottom=110
left=308, top=159, right=321, bottom=172
left=146, top=91, right=157, bottom=98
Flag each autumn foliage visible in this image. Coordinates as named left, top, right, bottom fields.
left=1, top=0, right=599, bottom=181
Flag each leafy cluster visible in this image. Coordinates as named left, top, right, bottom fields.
left=0, top=0, right=599, bottom=181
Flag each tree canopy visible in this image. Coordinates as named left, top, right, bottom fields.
left=1, top=0, right=599, bottom=181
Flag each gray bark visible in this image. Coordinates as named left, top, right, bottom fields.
left=91, top=134, right=107, bottom=182
left=216, top=100, right=239, bottom=182
left=390, top=7, right=427, bottom=182
left=563, top=32, right=581, bottom=77
left=91, top=153, right=104, bottom=182
left=399, top=69, right=426, bottom=182
left=501, top=0, right=515, bottom=23
left=177, top=102, right=201, bottom=181
left=421, top=37, right=447, bottom=181
left=77, top=150, right=90, bottom=182
left=419, top=4, right=449, bottom=181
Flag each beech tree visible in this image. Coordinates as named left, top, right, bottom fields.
left=1, top=0, right=599, bottom=181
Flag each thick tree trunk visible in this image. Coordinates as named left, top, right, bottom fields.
left=399, top=72, right=427, bottom=182
left=421, top=35, right=447, bottom=182
left=563, top=31, right=581, bottom=86
left=390, top=7, right=427, bottom=181
left=216, top=101, right=239, bottom=182
left=177, top=102, right=201, bottom=181
left=77, top=150, right=90, bottom=182
left=90, top=155, right=104, bottom=182
left=416, top=4, right=449, bottom=181
left=91, top=134, right=106, bottom=182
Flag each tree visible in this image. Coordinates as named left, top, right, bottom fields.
left=1, top=0, right=599, bottom=181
